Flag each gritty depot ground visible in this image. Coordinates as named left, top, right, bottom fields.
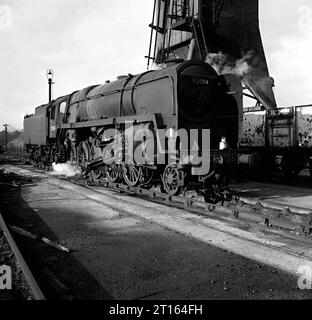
left=0, top=231, right=33, bottom=300
left=0, top=157, right=312, bottom=300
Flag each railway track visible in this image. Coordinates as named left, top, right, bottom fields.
left=2, top=159, right=312, bottom=239
left=0, top=211, right=45, bottom=300
left=3, top=165, right=312, bottom=299
left=83, top=177, right=312, bottom=239
left=50, top=174, right=312, bottom=276
left=2, top=161, right=312, bottom=277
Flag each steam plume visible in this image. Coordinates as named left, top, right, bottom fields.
left=51, top=162, right=81, bottom=177
left=205, top=51, right=254, bottom=77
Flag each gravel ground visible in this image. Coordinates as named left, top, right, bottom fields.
left=0, top=231, right=33, bottom=300
left=0, top=160, right=312, bottom=300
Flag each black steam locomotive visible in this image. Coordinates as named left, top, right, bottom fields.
left=24, top=60, right=243, bottom=201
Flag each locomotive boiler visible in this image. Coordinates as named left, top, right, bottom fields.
left=24, top=60, right=243, bottom=201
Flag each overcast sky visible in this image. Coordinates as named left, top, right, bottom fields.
left=0, top=0, right=311, bottom=130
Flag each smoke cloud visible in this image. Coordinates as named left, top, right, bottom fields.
left=7, top=135, right=24, bottom=148
left=51, top=162, right=81, bottom=177
left=206, top=50, right=277, bottom=108
left=205, top=51, right=253, bottom=77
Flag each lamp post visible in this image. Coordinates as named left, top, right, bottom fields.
left=46, top=69, right=54, bottom=103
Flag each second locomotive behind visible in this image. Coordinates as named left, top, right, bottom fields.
left=24, top=60, right=243, bottom=202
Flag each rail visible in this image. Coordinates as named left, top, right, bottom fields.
left=0, top=212, right=45, bottom=300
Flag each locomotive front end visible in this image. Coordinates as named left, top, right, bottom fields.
left=164, top=61, right=243, bottom=200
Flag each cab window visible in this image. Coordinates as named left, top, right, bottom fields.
left=60, top=102, right=66, bottom=114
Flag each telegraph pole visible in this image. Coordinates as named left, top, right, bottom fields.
left=3, top=124, right=9, bottom=150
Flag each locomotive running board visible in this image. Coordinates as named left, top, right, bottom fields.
left=59, top=113, right=163, bottom=130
